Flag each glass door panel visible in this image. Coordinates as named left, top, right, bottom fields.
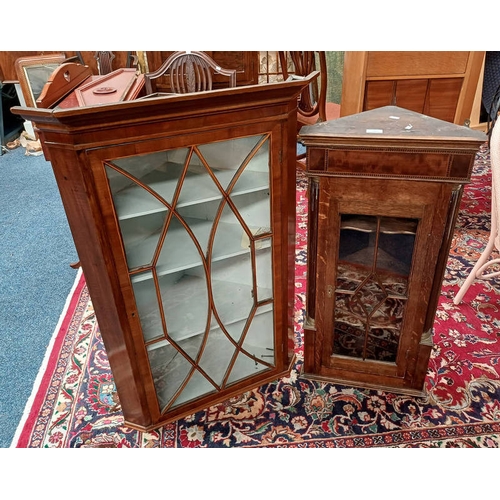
left=148, top=343, right=194, bottom=410
left=211, top=254, right=255, bottom=335
left=240, top=306, right=275, bottom=361
left=106, top=149, right=188, bottom=219
left=176, top=150, right=225, bottom=206
left=333, top=214, right=417, bottom=363
left=231, top=190, right=271, bottom=235
left=105, top=134, right=276, bottom=413
left=197, top=135, right=263, bottom=174
left=255, top=242, right=273, bottom=302
left=211, top=201, right=253, bottom=260
left=172, top=371, right=217, bottom=408
left=118, top=211, right=168, bottom=270
left=132, top=272, right=164, bottom=343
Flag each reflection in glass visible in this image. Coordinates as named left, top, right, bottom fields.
left=333, top=214, right=417, bottom=363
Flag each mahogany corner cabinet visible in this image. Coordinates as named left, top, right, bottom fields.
left=299, top=105, right=486, bottom=395
left=13, top=77, right=312, bottom=431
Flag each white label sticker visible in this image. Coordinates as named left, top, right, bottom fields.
left=366, top=129, right=383, bottom=134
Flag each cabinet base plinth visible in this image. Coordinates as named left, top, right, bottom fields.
left=300, top=370, right=427, bottom=399
left=124, top=359, right=296, bottom=432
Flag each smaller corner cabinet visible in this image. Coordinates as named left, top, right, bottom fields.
left=13, top=77, right=311, bottom=430
left=299, top=106, right=486, bottom=395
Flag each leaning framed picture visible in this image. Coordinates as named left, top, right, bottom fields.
left=14, top=54, right=67, bottom=107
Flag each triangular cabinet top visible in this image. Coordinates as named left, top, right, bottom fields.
left=299, top=106, right=487, bottom=150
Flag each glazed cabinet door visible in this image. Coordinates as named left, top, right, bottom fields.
left=307, top=176, right=453, bottom=392
left=87, top=128, right=288, bottom=425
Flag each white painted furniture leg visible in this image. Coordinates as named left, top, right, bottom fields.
left=454, top=118, right=500, bottom=304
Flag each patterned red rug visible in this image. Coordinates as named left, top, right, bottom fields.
left=12, top=144, right=500, bottom=448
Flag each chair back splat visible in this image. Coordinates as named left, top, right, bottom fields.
left=94, top=51, right=115, bottom=75
left=278, top=51, right=340, bottom=128
left=279, top=51, right=341, bottom=168
left=144, top=51, right=237, bottom=95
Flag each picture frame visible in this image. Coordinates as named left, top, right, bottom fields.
left=14, top=54, right=67, bottom=108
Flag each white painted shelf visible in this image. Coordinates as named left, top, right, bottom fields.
left=135, top=270, right=273, bottom=344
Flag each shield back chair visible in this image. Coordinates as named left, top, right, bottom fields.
left=278, top=51, right=341, bottom=168
left=278, top=51, right=341, bottom=126
left=144, top=51, right=237, bottom=95
left=454, top=116, right=500, bottom=304
left=93, top=51, right=138, bottom=74
left=94, top=51, right=115, bottom=75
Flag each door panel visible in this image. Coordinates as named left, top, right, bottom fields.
left=314, top=176, right=450, bottom=387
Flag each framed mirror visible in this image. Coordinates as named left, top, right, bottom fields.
left=14, top=54, right=67, bottom=107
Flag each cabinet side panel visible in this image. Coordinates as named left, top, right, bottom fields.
left=303, top=177, right=319, bottom=374
left=45, top=145, right=154, bottom=428
left=278, top=114, right=298, bottom=367
left=423, top=184, right=463, bottom=336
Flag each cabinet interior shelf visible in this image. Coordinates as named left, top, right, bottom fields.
left=136, top=273, right=273, bottom=346
left=341, top=215, right=418, bottom=235
left=126, top=217, right=271, bottom=282
left=110, top=160, right=270, bottom=221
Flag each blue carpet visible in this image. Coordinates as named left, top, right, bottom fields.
left=0, top=144, right=78, bottom=447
